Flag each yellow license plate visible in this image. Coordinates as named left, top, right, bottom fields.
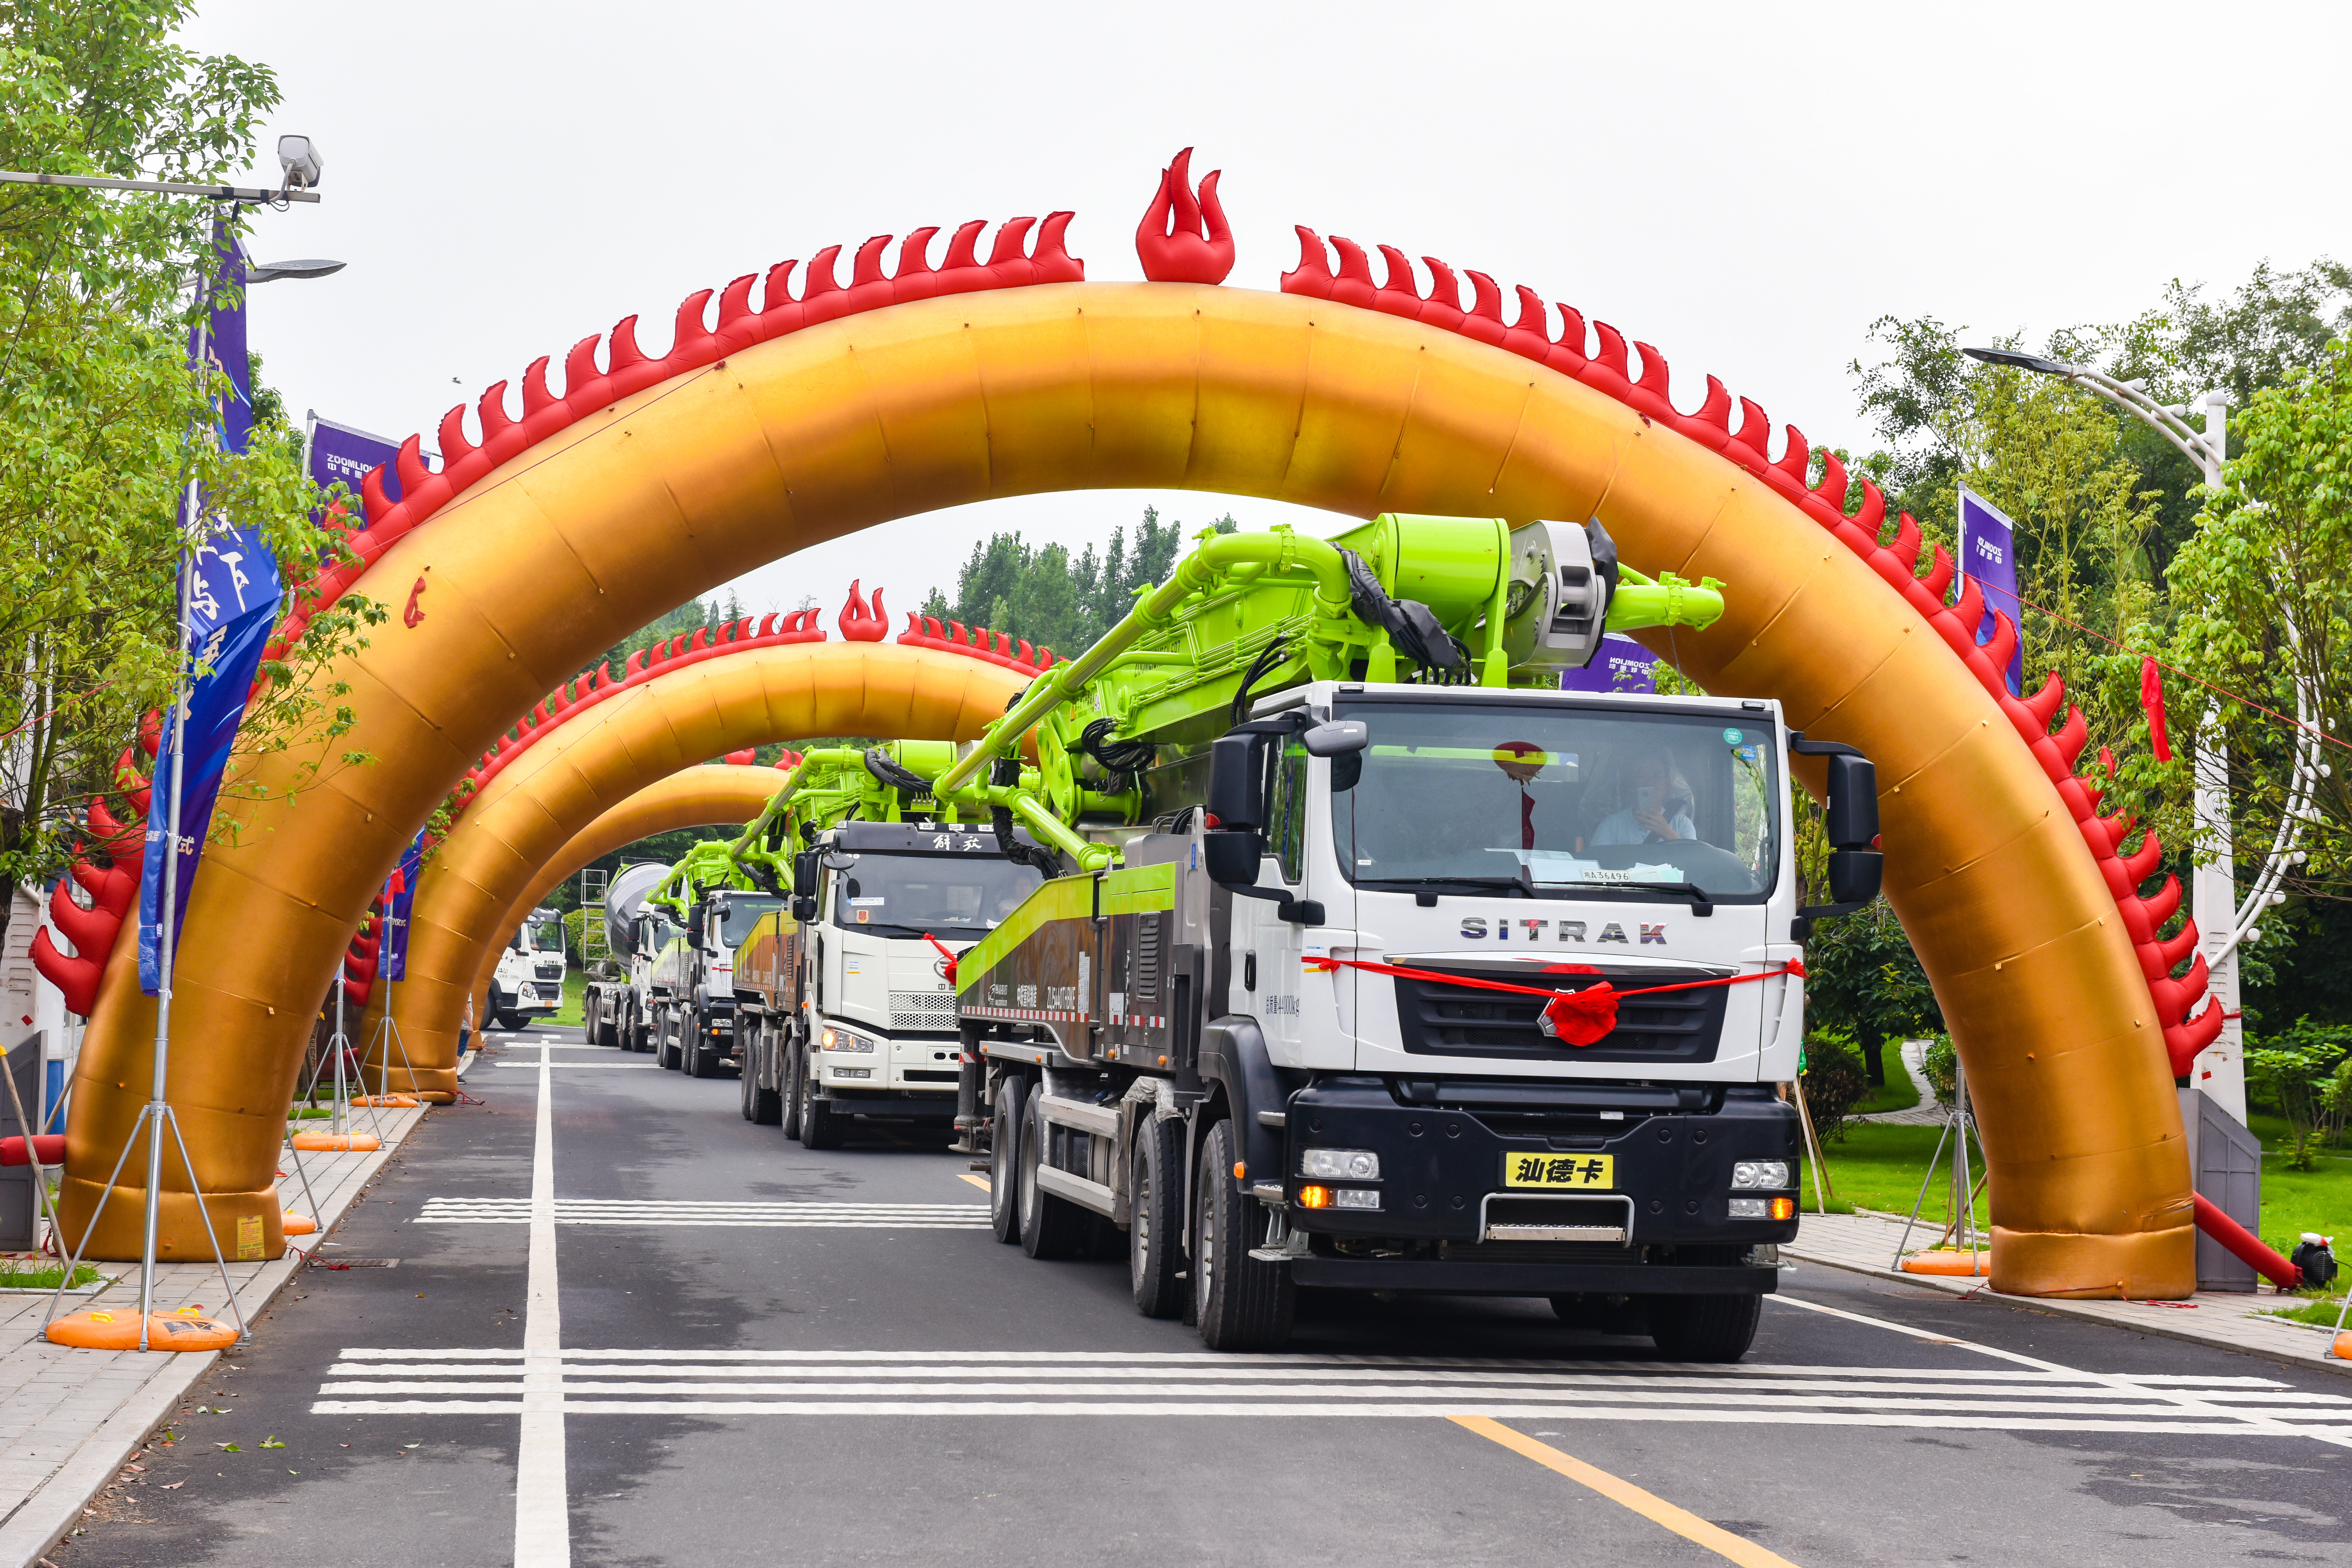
left=1503, top=1153, right=1615, bottom=1190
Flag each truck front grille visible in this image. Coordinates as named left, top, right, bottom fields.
left=888, top=991, right=959, bottom=1032
left=1392, top=965, right=1727, bottom=1064
left=536, top=963, right=564, bottom=981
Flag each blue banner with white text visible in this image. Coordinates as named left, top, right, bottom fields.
left=138, top=226, right=286, bottom=994
left=1957, top=486, right=2024, bottom=696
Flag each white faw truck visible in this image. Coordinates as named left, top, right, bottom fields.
left=487, top=905, right=568, bottom=1031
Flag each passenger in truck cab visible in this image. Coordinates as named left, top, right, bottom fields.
left=1585, top=751, right=1696, bottom=848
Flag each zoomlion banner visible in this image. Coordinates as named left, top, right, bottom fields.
left=308, top=415, right=401, bottom=501
left=381, top=830, right=426, bottom=983
left=1957, top=485, right=2024, bottom=697
left=138, top=225, right=286, bottom=994
left=1557, top=633, right=1658, bottom=695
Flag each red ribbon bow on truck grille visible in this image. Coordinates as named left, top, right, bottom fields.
left=1302, top=956, right=1804, bottom=1046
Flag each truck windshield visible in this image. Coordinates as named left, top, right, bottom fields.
left=714, top=896, right=783, bottom=947
left=1333, top=701, right=1779, bottom=900
left=832, top=854, right=1044, bottom=936
left=515, top=917, right=566, bottom=954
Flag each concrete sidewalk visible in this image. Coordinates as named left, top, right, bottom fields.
left=1786, top=1207, right=2352, bottom=1377
left=0, top=1097, right=437, bottom=1568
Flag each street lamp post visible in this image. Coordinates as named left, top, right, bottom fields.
left=1963, top=347, right=2321, bottom=1123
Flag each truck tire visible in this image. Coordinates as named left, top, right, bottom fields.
left=781, top=1038, right=804, bottom=1139
left=683, top=1016, right=710, bottom=1078
left=798, top=1067, right=843, bottom=1150
left=746, top=1026, right=784, bottom=1125
left=989, top=1075, right=1024, bottom=1245
left=1018, top=1092, right=1090, bottom=1261
left=594, top=1003, right=619, bottom=1051
left=1646, top=1292, right=1760, bottom=1363
left=1193, top=1119, right=1294, bottom=1352
left=1130, top=1114, right=1187, bottom=1318
left=499, top=1011, right=526, bottom=1032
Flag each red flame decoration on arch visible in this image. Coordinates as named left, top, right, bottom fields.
left=838, top=581, right=888, bottom=642
left=1136, top=148, right=1233, bottom=285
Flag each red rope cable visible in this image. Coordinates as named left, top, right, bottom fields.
left=1305, top=955, right=1803, bottom=1047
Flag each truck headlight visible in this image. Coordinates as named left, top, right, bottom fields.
left=1299, top=1147, right=1380, bottom=1181
left=1333, top=1188, right=1381, bottom=1211
left=518, top=984, right=538, bottom=1002
left=1732, top=1160, right=1791, bottom=1190
left=820, top=1026, right=874, bottom=1054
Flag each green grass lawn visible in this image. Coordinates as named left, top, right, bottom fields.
left=0, top=1259, right=103, bottom=1291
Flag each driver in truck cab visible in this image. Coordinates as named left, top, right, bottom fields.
left=1585, top=750, right=1697, bottom=847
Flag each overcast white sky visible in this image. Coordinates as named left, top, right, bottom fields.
left=183, top=0, right=2352, bottom=621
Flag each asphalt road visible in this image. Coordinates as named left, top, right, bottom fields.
left=56, top=1024, right=2351, bottom=1568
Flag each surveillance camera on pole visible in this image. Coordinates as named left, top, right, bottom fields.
left=277, top=135, right=323, bottom=196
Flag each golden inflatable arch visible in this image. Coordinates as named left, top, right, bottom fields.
left=64, top=278, right=2196, bottom=1295
left=365, top=640, right=1027, bottom=1098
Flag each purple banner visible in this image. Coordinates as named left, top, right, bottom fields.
left=138, top=225, right=285, bottom=994
left=381, top=831, right=425, bottom=983
left=1957, top=486, right=2024, bottom=696
left=308, top=415, right=402, bottom=502
left=1556, top=633, right=1658, bottom=695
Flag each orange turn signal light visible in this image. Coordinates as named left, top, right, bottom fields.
left=1770, top=1196, right=1796, bottom=1220
left=1297, top=1185, right=1333, bottom=1209
left=1232, top=1161, right=1246, bottom=1180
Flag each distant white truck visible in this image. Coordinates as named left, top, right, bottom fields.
left=487, top=905, right=568, bottom=1031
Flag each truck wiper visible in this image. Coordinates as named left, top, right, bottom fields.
left=1360, top=876, right=1531, bottom=897
left=1573, top=880, right=1716, bottom=914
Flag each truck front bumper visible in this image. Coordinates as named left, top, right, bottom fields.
left=1279, top=1077, right=1803, bottom=1252
left=1285, top=1257, right=1778, bottom=1296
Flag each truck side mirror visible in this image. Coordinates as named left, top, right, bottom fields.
left=1826, top=847, right=1882, bottom=906
left=1788, top=735, right=1883, bottom=938
left=1205, top=734, right=1261, bottom=833
left=791, top=895, right=817, bottom=922
left=1202, top=831, right=1261, bottom=885
left=792, top=851, right=818, bottom=899
left=1822, top=753, right=1879, bottom=848
left=686, top=906, right=705, bottom=945
left=1301, top=720, right=1369, bottom=757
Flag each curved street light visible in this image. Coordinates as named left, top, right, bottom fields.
left=1965, top=346, right=2321, bottom=1120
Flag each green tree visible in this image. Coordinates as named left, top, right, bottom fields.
left=928, top=504, right=1235, bottom=659
left=0, top=1, right=373, bottom=947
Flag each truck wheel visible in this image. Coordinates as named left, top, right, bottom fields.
left=657, top=1011, right=681, bottom=1071
left=748, top=1027, right=784, bottom=1125
left=1193, top=1120, right=1294, bottom=1352
left=989, top=1075, right=1024, bottom=1245
left=683, top=1018, right=710, bottom=1078
left=594, top=1004, right=619, bottom=1050
left=798, top=1068, right=843, bottom=1150
left=498, top=1011, right=526, bottom=1032
left=1018, top=1092, right=1090, bottom=1261
left=1130, top=1114, right=1187, bottom=1318
left=1646, top=1293, right=1761, bottom=1363
left=781, top=1040, right=804, bottom=1139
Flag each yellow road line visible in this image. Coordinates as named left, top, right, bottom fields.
left=958, top=1173, right=992, bottom=1193
left=1450, top=1415, right=1801, bottom=1568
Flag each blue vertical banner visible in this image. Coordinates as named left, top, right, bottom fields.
left=138, top=225, right=287, bottom=995
left=1957, top=485, right=2024, bottom=697
left=1556, top=633, right=1659, bottom=695
left=380, top=831, right=425, bottom=983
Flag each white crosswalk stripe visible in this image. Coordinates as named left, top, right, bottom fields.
left=416, top=1197, right=990, bottom=1229
left=308, top=1348, right=2352, bottom=1436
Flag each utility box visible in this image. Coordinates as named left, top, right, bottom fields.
left=2180, top=1087, right=2261, bottom=1292
left=0, top=1030, right=40, bottom=1250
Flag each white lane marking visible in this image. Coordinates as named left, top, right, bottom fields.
left=304, top=1399, right=2351, bottom=1433
left=495, top=1062, right=658, bottom=1070
left=515, top=1040, right=569, bottom=1566
left=309, top=1346, right=2350, bottom=1437
left=1770, top=1292, right=2352, bottom=1450
left=318, top=1347, right=2305, bottom=1381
